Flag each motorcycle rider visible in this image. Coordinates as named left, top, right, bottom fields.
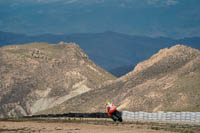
left=106, top=101, right=122, bottom=122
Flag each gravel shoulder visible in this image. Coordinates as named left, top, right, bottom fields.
left=0, top=121, right=170, bottom=133
left=0, top=118, right=200, bottom=133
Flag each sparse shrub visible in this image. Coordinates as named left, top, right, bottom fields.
left=181, top=130, right=195, bottom=133
left=151, top=126, right=160, bottom=130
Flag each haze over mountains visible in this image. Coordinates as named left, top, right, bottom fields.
left=1, top=31, right=200, bottom=77
left=0, top=0, right=200, bottom=38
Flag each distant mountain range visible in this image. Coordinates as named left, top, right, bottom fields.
left=1, top=0, right=200, bottom=38
left=109, top=65, right=135, bottom=77
left=1, top=31, right=200, bottom=76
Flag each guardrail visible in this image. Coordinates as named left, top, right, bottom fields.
left=23, top=111, right=200, bottom=123
left=122, top=111, right=200, bottom=123
left=23, top=112, right=108, bottom=118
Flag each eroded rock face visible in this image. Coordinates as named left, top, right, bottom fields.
left=0, top=42, right=115, bottom=117
left=43, top=44, right=200, bottom=114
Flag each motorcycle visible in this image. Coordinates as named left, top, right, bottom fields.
left=110, top=110, right=123, bottom=122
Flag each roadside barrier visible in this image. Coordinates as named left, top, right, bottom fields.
left=24, top=112, right=108, bottom=118
left=23, top=111, right=200, bottom=123
left=122, top=111, right=200, bottom=123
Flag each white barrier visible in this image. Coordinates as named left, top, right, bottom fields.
left=122, top=111, right=200, bottom=123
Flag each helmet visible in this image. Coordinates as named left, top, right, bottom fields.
left=106, top=101, right=110, bottom=105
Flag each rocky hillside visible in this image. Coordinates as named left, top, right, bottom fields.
left=0, top=42, right=115, bottom=118
left=40, top=44, right=200, bottom=114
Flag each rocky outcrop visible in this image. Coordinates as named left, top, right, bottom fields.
left=0, top=42, right=115, bottom=118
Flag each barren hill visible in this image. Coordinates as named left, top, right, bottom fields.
left=0, top=42, right=115, bottom=118
left=41, top=44, right=200, bottom=114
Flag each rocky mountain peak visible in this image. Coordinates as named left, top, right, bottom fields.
left=131, top=44, right=200, bottom=74
left=0, top=42, right=115, bottom=118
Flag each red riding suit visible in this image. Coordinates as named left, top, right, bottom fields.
left=106, top=103, right=117, bottom=117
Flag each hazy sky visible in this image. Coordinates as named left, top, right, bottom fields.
left=0, top=0, right=200, bottom=38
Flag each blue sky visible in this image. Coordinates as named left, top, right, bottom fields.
left=0, top=0, right=200, bottom=38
